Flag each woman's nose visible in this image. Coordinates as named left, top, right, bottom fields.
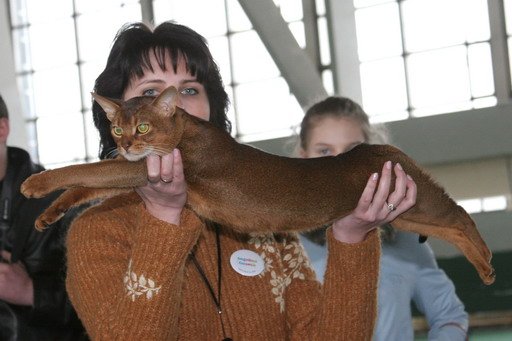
left=175, top=95, right=183, bottom=109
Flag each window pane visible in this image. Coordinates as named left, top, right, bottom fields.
left=316, top=0, right=326, bottom=15
left=402, top=0, right=463, bottom=51
left=402, top=0, right=490, bottom=52
left=508, top=37, right=512, bottom=85
left=25, top=0, right=73, bottom=24
left=37, top=113, right=86, bottom=164
left=12, top=27, right=32, bottom=72
left=360, top=57, right=408, bottom=120
left=226, top=0, right=253, bottom=32
left=457, top=198, right=482, bottom=214
left=235, top=78, right=302, bottom=137
left=322, top=69, right=335, bottom=95
left=274, top=0, right=303, bottom=22
left=10, top=0, right=29, bottom=26
left=155, top=0, right=227, bottom=38
left=472, top=96, right=497, bottom=109
left=482, top=196, right=508, bottom=212
left=16, top=75, right=36, bottom=119
left=231, top=31, right=280, bottom=83
left=25, top=121, right=38, bottom=161
left=84, top=109, right=100, bottom=160
left=506, top=0, right=512, bottom=34
left=407, top=46, right=471, bottom=111
left=77, top=6, right=142, bottom=63
left=467, top=43, right=494, bottom=97
left=465, top=0, right=490, bottom=43
left=208, top=36, right=232, bottom=85
left=75, top=0, right=139, bottom=14
left=29, top=19, right=77, bottom=70
left=289, top=21, right=306, bottom=48
left=224, top=85, right=237, bottom=136
left=355, top=2, right=402, bottom=61
left=80, top=61, right=106, bottom=107
left=32, top=66, right=81, bottom=116
left=354, top=0, right=395, bottom=9
left=318, top=17, right=331, bottom=65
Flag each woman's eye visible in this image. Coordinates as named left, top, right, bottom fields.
left=137, top=123, right=149, bottom=134
left=319, top=149, right=332, bottom=156
left=180, top=88, right=198, bottom=96
left=112, top=126, right=123, bottom=136
left=142, top=89, right=157, bottom=96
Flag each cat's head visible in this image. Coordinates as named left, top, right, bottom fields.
left=92, top=86, right=180, bottom=161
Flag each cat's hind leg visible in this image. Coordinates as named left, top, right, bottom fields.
left=35, top=187, right=131, bottom=231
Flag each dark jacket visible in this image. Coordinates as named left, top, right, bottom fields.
left=0, top=147, right=88, bottom=341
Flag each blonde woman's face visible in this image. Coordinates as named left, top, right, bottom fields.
left=301, top=116, right=366, bottom=158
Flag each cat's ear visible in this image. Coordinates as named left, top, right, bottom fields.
left=91, top=93, right=120, bottom=122
left=153, top=86, right=178, bottom=117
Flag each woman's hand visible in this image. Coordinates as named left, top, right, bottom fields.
left=332, top=161, right=417, bottom=244
left=0, top=251, right=34, bottom=306
left=135, top=148, right=187, bottom=225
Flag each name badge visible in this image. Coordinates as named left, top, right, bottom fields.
left=230, top=249, right=264, bottom=277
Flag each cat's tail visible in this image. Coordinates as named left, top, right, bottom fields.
left=393, top=207, right=495, bottom=285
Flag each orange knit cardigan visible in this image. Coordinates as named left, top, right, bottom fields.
left=66, top=192, right=380, bottom=340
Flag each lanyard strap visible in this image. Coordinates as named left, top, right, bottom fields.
left=190, top=225, right=232, bottom=341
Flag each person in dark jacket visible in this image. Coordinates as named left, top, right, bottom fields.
left=0, top=94, right=88, bottom=340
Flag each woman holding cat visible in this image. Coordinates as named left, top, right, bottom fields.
left=65, top=21, right=417, bottom=340
left=298, top=96, right=468, bottom=340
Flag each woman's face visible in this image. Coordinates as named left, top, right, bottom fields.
left=123, top=51, right=210, bottom=121
left=301, top=116, right=365, bottom=158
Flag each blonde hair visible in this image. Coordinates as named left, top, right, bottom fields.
left=298, top=96, right=390, bottom=152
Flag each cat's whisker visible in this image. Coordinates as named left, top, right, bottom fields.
left=104, top=148, right=119, bottom=160
left=147, top=146, right=173, bottom=156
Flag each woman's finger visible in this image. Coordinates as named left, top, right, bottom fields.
left=355, top=172, right=380, bottom=211
left=386, top=163, right=407, bottom=209
left=372, top=161, right=393, bottom=209
left=159, top=153, right=174, bottom=183
left=146, top=154, right=161, bottom=183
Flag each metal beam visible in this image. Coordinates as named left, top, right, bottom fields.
left=238, top=0, right=327, bottom=108
left=140, top=0, right=154, bottom=26
left=487, top=0, right=512, bottom=104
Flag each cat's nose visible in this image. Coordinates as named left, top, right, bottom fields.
left=122, top=142, right=132, bottom=150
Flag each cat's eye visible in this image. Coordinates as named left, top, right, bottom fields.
left=137, top=123, right=149, bottom=134
left=112, top=126, right=123, bottom=137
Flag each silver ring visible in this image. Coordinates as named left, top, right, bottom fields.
left=387, top=203, right=396, bottom=212
left=161, top=178, right=172, bottom=183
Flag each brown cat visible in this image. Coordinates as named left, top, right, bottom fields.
left=21, top=86, right=495, bottom=285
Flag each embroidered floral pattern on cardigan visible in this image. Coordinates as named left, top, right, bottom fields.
left=248, top=232, right=312, bottom=312
left=124, top=259, right=161, bottom=301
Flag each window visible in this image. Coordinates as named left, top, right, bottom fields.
left=353, top=0, right=496, bottom=122
left=9, top=0, right=329, bottom=166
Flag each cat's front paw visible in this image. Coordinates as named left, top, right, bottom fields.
left=21, top=172, right=54, bottom=198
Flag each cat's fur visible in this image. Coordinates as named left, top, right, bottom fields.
left=21, top=86, right=495, bottom=285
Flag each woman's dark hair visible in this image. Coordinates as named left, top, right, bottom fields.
left=93, top=21, right=231, bottom=159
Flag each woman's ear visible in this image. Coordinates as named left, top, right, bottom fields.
left=0, top=117, right=10, bottom=144
left=299, top=148, right=307, bottom=158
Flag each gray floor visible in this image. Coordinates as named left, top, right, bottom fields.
left=416, top=326, right=512, bottom=340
